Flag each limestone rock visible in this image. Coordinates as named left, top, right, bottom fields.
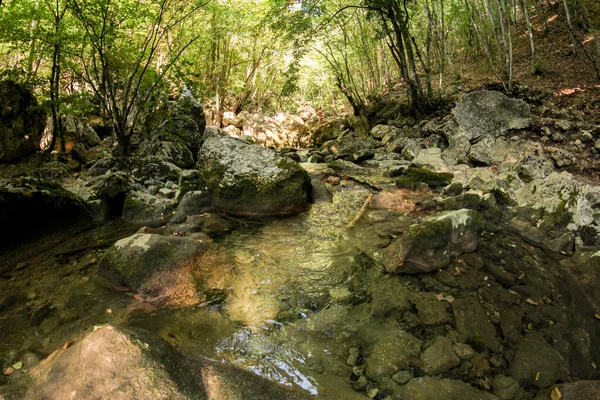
left=122, top=191, right=175, bottom=227
left=492, top=374, right=520, bottom=400
left=371, top=124, right=401, bottom=140
left=535, top=381, right=600, bottom=400
left=98, top=233, right=208, bottom=300
left=453, top=90, right=531, bottom=142
left=23, top=325, right=312, bottom=400
left=398, top=377, right=498, bottom=400
left=452, top=297, right=500, bottom=352
left=0, top=80, right=46, bottom=161
left=509, top=333, right=564, bottom=389
left=421, top=336, right=460, bottom=375
left=136, top=141, right=194, bottom=169
left=412, top=147, right=449, bottom=171
left=386, top=209, right=484, bottom=274
left=198, top=136, right=311, bottom=218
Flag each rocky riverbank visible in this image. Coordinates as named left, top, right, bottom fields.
left=1, top=84, right=600, bottom=399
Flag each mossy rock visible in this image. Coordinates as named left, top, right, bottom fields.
left=386, top=209, right=484, bottom=274
left=396, top=167, right=453, bottom=190
left=98, top=233, right=207, bottom=297
left=197, top=137, right=311, bottom=219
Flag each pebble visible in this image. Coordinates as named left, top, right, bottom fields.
left=392, top=370, right=413, bottom=385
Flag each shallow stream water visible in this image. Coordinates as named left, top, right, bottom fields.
left=1, top=172, right=599, bottom=399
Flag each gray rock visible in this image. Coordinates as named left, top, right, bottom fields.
left=170, top=190, right=213, bottom=225
left=392, top=371, right=413, bottom=385
left=369, top=278, right=412, bottom=318
left=98, top=233, right=208, bottom=300
left=421, top=336, right=460, bottom=375
left=453, top=90, right=531, bottom=142
left=88, top=171, right=135, bottom=208
left=33, top=161, right=70, bottom=181
left=398, top=377, right=499, bottom=400
left=198, top=136, right=311, bottom=218
left=134, top=157, right=182, bottom=183
left=534, top=381, right=600, bottom=400
left=509, top=333, right=564, bottom=389
left=515, top=172, right=600, bottom=230
left=60, top=115, right=100, bottom=147
left=0, top=80, right=46, bottom=161
left=328, top=159, right=368, bottom=174
left=371, top=124, right=402, bottom=140
left=145, top=95, right=207, bottom=156
left=452, top=297, right=500, bottom=351
left=452, top=343, right=476, bottom=360
left=442, top=134, right=471, bottom=167
left=176, top=169, right=204, bottom=200
left=492, top=374, right=520, bottom=400
left=22, top=325, right=312, bottom=400
left=515, top=153, right=554, bottom=182
left=402, top=140, right=424, bottom=161
left=412, top=148, right=448, bottom=171
left=411, top=293, right=451, bottom=325
left=364, top=325, right=422, bottom=382
left=122, top=191, right=175, bottom=227
left=386, top=209, right=484, bottom=274
left=136, top=141, right=194, bottom=169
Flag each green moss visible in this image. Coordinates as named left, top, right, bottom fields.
left=404, top=217, right=453, bottom=248
left=396, top=167, right=453, bottom=190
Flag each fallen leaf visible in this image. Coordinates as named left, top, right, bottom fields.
left=436, top=293, right=455, bottom=303
left=106, top=308, right=112, bottom=314
left=3, top=367, right=14, bottom=376
left=551, top=387, right=562, bottom=400
left=526, top=298, right=538, bottom=305
left=535, top=372, right=540, bottom=381
left=63, top=341, right=73, bottom=349
left=12, top=361, right=22, bottom=370
left=594, top=314, right=600, bottom=320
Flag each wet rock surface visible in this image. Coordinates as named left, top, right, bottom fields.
left=2, top=88, right=600, bottom=400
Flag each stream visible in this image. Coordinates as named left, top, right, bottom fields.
left=1, top=168, right=599, bottom=399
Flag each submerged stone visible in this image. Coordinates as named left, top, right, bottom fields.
left=386, top=209, right=484, bottom=274
left=398, top=377, right=498, bottom=400
left=98, top=233, right=208, bottom=301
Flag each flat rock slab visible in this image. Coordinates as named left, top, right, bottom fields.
left=198, top=136, right=311, bottom=218
left=22, top=325, right=313, bottom=400
left=453, top=90, right=531, bottom=142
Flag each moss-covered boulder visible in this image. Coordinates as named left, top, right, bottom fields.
left=386, top=209, right=484, bottom=274
left=98, top=233, right=208, bottom=299
left=0, top=177, right=90, bottom=250
left=396, top=167, right=454, bottom=190
left=197, top=136, right=311, bottom=218
left=0, top=80, right=46, bottom=162
left=145, top=95, right=207, bottom=157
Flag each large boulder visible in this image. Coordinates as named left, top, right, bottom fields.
left=452, top=90, right=532, bottom=142
left=135, top=141, right=194, bottom=169
left=0, top=177, right=90, bottom=250
left=97, top=233, right=208, bottom=301
left=197, top=136, right=311, bottom=218
left=0, top=80, right=46, bottom=162
left=385, top=209, right=484, bottom=274
left=21, top=325, right=313, bottom=400
left=146, top=94, right=207, bottom=156
left=60, top=115, right=100, bottom=147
